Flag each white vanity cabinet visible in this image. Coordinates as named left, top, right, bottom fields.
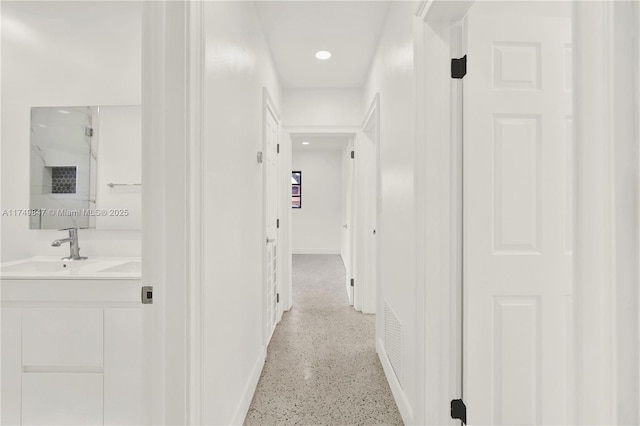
left=1, top=276, right=143, bottom=426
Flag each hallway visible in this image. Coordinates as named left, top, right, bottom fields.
left=245, top=255, right=403, bottom=425
left=3, top=1, right=639, bottom=425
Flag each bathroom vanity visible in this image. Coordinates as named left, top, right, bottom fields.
left=1, top=257, right=143, bottom=425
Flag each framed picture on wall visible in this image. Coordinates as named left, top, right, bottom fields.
left=292, top=171, right=301, bottom=208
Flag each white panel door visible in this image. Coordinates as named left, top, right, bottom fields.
left=464, top=10, right=572, bottom=425
left=353, top=132, right=375, bottom=313
left=354, top=100, right=378, bottom=315
left=346, top=144, right=355, bottom=306
left=364, top=131, right=378, bottom=315
left=362, top=97, right=379, bottom=316
left=264, top=104, right=279, bottom=345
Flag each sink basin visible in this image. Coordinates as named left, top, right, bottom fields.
left=0, top=260, right=92, bottom=273
left=98, top=261, right=141, bottom=273
left=0, top=257, right=141, bottom=279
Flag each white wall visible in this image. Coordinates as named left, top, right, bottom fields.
left=363, top=2, right=418, bottom=423
left=201, top=2, right=281, bottom=424
left=1, top=1, right=142, bottom=261
left=292, top=149, right=343, bottom=254
left=283, top=89, right=363, bottom=127
left=95, top=106, right=142, bottom=230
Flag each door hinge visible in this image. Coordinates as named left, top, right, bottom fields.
left=85, top=127, right=94, bottom=137
left=451, top=55, right=467, bottom=79
left=276, top=218, right=280, bottom=228
left=276, top=293, right=280, bottom=303
left=141, top=286, right=153, bottom=304
left=350, top=278, right=354, bottom=287
left=450, top=399, right=466, bottom=424
left=257, top=151, right=263, bottom=163
left=277, top=144, right=280, bottom=154
left=350, top=150, right=355, bottom=159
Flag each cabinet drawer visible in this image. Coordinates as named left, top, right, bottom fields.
left=22, top=309, right=103, bottom=367
left=22, top=373, right=103, bottom=425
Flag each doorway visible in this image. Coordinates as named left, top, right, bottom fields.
left=264, top=89, right=282, bottom=346
left=286, top=120, right=377, bottom=316
left=418, top=1, right=576, bottom=424
left=289, top=132, right=352, bottom=268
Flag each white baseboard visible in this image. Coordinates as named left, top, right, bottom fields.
left=230, top=346, right=266, bottom=425
left=377, top=338, right=414, bottom=424
left=292, top=248, right=341, bottom=255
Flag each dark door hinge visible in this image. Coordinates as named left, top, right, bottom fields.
left=276, top=293, right=280, bottom=303
left=451, top=399, right=466, bottom=424
left=350, top=278, right=354, bottom=287
left=451, top=55, right=467, bottom=79
left=350, top=150, right=355, bottom=159
left=277, top=144, right=280, bottom=154
left=276, top=219, right=280, bottom=229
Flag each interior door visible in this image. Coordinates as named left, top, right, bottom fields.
left=362, top=106, right=378, bottom=315
left=353, top=131, right=375, bottom=314
left=265, top=104, right=279, bottom=345
left=346, top=141, right=355, bottom=306
left=463, top=6, right=572, bottom=425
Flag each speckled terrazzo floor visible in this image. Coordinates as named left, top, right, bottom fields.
left=244, top=254, right=403, bottom=426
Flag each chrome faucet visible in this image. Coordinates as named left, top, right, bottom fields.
left=51, top=228, right=87, bottom=260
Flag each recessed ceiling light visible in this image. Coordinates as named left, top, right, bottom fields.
left=302, top=141, right=310, bottom=145
left=315, top=50, right=332, bottom=60
left=57, top=109, right=70, bottom=114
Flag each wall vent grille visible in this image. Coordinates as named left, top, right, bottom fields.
left=384, top=301, right=402, bottom=386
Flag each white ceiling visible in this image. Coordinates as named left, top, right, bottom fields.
left=291, top=134, right=352, bottom=151
left=254, top=1, right=391, bottom=89
left=471, top=1, right=572, bottom=18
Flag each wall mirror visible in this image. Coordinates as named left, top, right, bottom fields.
left=29, top=105, right=141, bottom=230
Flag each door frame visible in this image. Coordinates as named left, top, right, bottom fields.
left=414, top=3, right=468, bottom=423
left=287, top=131, right=356, bottom=305
left=262, top=87, right=282, bottom=346
left=573, top=3, right=639, bottom=423
left=357, top=95, right=380, bottom=315
left=415, top=1, right=631, bottom=424
left=141, top=1, right=204, bottom=424
left=283, top=126, right=359, bottom=313
left=186, top=1, right=204, bottom=423
left=636, top=7, right=640, bottom=424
